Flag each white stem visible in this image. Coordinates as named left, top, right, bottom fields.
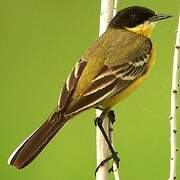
left=96, top=0, right=119, bottom=180
left=98, top=0, right=114, bottom=36
left=109, top=120, right=120, bottom=180
left=113, top=0, right=118, bottom=17
left=96, top=109, right=109, bottom=180
left=169, top=15, right=180, bottom=180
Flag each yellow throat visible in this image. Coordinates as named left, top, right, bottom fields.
left=127, top=22, right=156, bottom=37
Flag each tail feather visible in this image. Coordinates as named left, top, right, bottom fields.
left=8, top=111, right=67, bottom=169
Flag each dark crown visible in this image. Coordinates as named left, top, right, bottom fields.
left=109, top=6, right=155, bottom=28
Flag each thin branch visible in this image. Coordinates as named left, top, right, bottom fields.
left=169, top=15, right=180, bottom=180
left=109, top=116, right=120, bottom=180
left=113, top=0, right=118, bottom=17
left=98, top=0, right=114, bottom=36
left=96, top=1, right=119, bottom=180
left=96, top=109, right=109, bottom=180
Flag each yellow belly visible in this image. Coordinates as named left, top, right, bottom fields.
left=100, top=51, right=155, bottom=108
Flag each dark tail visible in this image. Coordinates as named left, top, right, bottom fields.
left=8, top=110, right=68, bottom=169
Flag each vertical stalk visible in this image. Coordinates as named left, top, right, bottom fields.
left=169, top=15, right=180, bottom=180
left=96, top=1, right=118, bottom=179
left=109, top=117, right=120, bottom=180
left=96, top=109, right=109, bottom=180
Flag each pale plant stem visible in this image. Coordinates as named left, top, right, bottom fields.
left=169, top=15, right=180, bottom=180
left=96, top=109, right=109, bottom=180
left=109, top=120, right=120, bottom=180
left=113, top=0, right=118, bottom=17
left=98, top=0, right=114, bottom=36
left=96, top=0, right=119, bottom=180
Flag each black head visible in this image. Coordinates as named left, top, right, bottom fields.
left=109, top=6, right=171, bottom=28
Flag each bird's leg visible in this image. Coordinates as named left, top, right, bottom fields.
left=95, top=155, right=113, bottom=175
left=95, top=109, right=120, bottom=174
left=107, top=110, right=116, bottom=125
left=107, top=110, right=119, bottom=173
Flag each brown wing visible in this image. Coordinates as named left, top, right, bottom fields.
left=64, top=51, right=152, bottom=118
left=62, top=29, right=152, bottom=118
left=58, top=59, right=87, bottom=110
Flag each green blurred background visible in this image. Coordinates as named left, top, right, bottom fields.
left=0, top=0, right=179, bottom=179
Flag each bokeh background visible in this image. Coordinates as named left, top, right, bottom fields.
left=0, top=0, right=179, bottom=179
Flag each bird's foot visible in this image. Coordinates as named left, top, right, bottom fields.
left=95, top=151, right=120, bottom=175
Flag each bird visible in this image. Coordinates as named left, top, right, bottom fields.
left=8, top=6, right=171, bottom=170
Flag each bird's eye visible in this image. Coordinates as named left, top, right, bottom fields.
left=130, top=14, right=138, bottom=21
